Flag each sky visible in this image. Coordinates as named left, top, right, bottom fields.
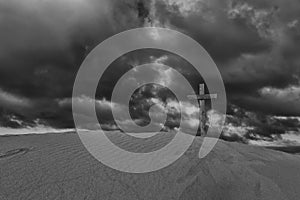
left=0, top=0, right=300, bottom=147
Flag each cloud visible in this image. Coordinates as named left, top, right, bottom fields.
left=221, top=123, right=253, bottom=143
left=287, top=19, right=299, bottom=29
left=146, top=0, right=300, bottom=117
left=161, top=0, right=210, bottom=17
left=58, top=96, right=124, bottom=130
left=229, top=85, right=300, bottom=116
left=220, top=104, right=300, bottom=145
left=152, top=0, right=273, bottom=61
left=248, top=132, right=300, bottom=147
left=60, top=81, right=202, bottom=133
left=281, top=132, right=300, bottom=145
left=0, top=0, right=300, bottom=142
left=260, top=85, right=300, bottom=101
left=227, top=1, right=278, bottom=39
left=0, top=88, right=31, bottom=109
left=0, top=121, right=73, bottom=136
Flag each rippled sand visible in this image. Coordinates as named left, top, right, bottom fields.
left=0, top=132, right=300, bottom=200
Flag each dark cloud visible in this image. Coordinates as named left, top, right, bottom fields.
left=151, top=0, right=274, bottom=62
left=128, top=84, right=181, bottom=129
left=0, top=0, right=118, bottom=129
left=92, top=49, right=202, bottom=132
left=0, top=0, right=299, bottom=145
left=96, top=48, right=203, bottom=100
left=0, top=0, right=115, bottom=99
left=222, top=104, right=300, bottom=144
left=148, top=0, right=300, bottom=116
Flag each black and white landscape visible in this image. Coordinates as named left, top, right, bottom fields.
left=0, top=0, right=300, bottom=199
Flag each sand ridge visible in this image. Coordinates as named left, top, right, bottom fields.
left=0, top=132, right=300, bottom=200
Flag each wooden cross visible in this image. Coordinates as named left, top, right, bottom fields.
left=188, top=84, right=217, bottom=136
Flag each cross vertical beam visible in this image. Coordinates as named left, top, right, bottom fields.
left=187, top=84, right=218, bottom=136
left=199, top=84, right=206, bottom=136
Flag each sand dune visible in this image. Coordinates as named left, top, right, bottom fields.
left=0, top=132, right=300, bottom=200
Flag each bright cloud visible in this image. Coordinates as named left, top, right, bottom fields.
left=260, top=85, right=300, bottom=101
left=0, top=88, right=31, bottom=108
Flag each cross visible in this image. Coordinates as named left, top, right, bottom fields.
left=188, top=84, right=217, bottom=136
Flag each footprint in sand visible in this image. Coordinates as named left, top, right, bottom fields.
left=0, top=148, right=31, bottom=159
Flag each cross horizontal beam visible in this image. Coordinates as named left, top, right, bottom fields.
left=187, top=94, right=218, bottom=100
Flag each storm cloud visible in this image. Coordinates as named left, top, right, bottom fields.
left=0, top=0, right=299, bottom=145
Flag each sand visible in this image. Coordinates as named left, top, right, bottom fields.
left=0, top=132, right=300, bottom=200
